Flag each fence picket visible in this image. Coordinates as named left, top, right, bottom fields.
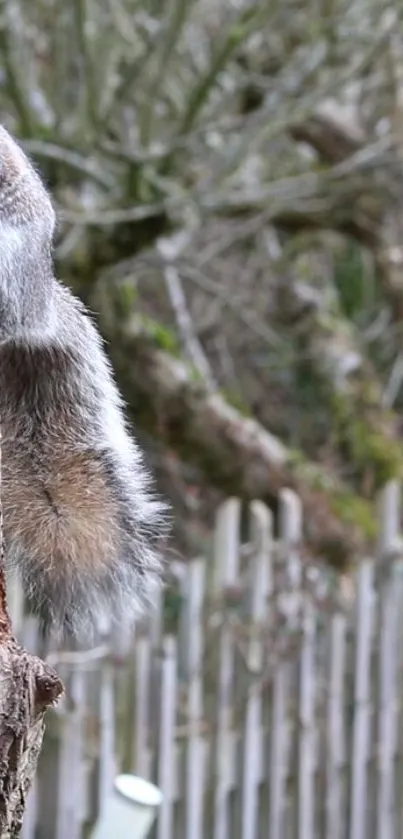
left=326, top=612, right=347, bottom=839
left=7, top=482, right=403, bottom=839
left=133, top=635, right=152, bottom=778
left=268, top=490, right=300, bottom=839
left=150, top=583, right=164, bottom=650
left=240, top=502, right=272, bottom=839
left=279, top=491, right=316, bottom=839
left=349, top=559, right=375, bottom=839
left=268, top=662, right=289, bottom=839
left=297, top=606, right=316, bottom=839
left=55, top=670, right=86, bottom=839
left=278, top=489, right=304, bottom=839
left=375, top=482, right=401, bottom=839
left=182, top=559, right=206, bottom=839
left=212, top=499, right=241, bottom=839
left=97, top=664, right=116, bottom=815
left=157, top=637, right=178, bottom=839
left=21, top=782, right=37, bottom=839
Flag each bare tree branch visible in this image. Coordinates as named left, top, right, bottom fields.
left=94, top=286, right=378, bottom=569
left=163, top=263, right=217, bottom=390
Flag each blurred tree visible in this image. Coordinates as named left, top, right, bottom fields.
left=1, top=0, right=403, bottom=568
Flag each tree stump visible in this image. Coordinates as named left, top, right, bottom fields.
left=0, top=569, right=63, bottom=837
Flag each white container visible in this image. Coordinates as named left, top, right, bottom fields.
left=92, top=774, right=163, bottom=839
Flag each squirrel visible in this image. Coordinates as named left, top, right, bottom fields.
left=0, top=125, right=168, bottom=638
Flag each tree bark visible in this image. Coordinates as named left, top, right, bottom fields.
left=275, top=269, right=403, bottom=493
left=291, top=114, right=403, bottom=328
left=0, top=563, right=63, bottom=836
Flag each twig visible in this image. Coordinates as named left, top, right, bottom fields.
left=0, top=21, right=34, bottom=136
left=163, top=263, right=217, bottom=391
left=178, top=4, right=266, bottom=136
left=23, top=140, right=116, bottom=189
left=140, top=0, right=190, bottom=146
left=74, top=0, right=99, bottom=132
left=181, top=263, right=282, bottom=347
left=59, top=201, right=165, bottom=225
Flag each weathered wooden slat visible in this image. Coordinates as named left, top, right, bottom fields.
left=133, top=635, right=153, bottom=778
left=97, top=664, right=116, bottom=816
left=349, top=559, right=375, bottom=839
left=21, top=781, right=37, bottom=839
left=297, top=603, right=316, bottom=839
left=268, top=490, right=303, bottom=839
left=8, top=482, right=403, bottom=839
left=375, top=482, right=401, bottom=839
left=157, top=636, right=178, bottom=839
left=279, top=490, right=317, bottom=839
left=181, top=559, right=206, bottom=839
left=326, top=612, right=347, bottom=839
left=239, top=502, right=272, bottom=839
left=55, top=670, right=87, bottom=839
left=212, top=499, right=241, bottom=839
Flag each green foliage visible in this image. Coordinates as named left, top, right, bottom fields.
left=287, top=446, right=378, bottom=540
left=138, top=315, right=180, bottom=355
left=221, top=388, right=252, bottom=416
left=332, top=394, right=403, bottom=488
left=330, top=491, right=378, bottom=540
left=163, top=584, right=183, bottom=635
left=114, top=280, right=138, bottom=317
left=333, top=242, right=381, bottom=321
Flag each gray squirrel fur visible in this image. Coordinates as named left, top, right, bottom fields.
left=0, top=125, right=168, bottom=638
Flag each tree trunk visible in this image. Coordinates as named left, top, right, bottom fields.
left=0, top=562, right=63, bottom=836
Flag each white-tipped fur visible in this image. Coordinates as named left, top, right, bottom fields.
left=0, top=126, right=168, bottom=639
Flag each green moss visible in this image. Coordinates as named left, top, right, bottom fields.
left=352, top=425, right=403, bottom=485
left=163, top=586, right=183, bottom=635
left=331, top=491, right=378, bottom=540
left=288, top=450, right=335, bottom=492
left=137, top=314, right=180, bottom=355
left=333, top=241, right=375, bottom=320
left=188, top=365, right=205, bottom=384
left=287, top=446, right=378, bottom=541
left=222, top=389, right=253, bottom=416
left=331, top=394, right=403, bottom=489
left=114, top=280, right=138, bottom=318
left=287, top=448, right=307, bottom=468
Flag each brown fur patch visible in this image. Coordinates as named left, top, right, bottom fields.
left=2, top=446, right=121, bottom=578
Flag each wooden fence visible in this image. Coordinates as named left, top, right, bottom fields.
left=10, top=481, right=403, bottom=839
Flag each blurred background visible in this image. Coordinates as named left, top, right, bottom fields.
left=3, top=1, right=403, bottom=837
